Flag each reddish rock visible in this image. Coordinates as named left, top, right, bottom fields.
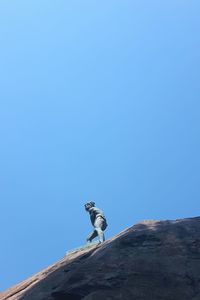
left=1, top=217, right=200, bottom=300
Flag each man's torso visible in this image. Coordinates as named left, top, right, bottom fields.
left=89, top=207, right=106, bottom=225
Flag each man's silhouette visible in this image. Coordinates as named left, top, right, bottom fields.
left=84, top=201, right=107, bottom=243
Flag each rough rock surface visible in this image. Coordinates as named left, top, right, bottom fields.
left=1, top=217, right=200, bottom=300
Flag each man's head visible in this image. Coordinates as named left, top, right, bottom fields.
left=84, top=201, right=95, bottom=211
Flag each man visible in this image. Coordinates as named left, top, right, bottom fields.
left=84, top=201, right=108, bottom=244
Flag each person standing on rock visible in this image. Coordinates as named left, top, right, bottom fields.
left=84, top=201, right=108, bottom=244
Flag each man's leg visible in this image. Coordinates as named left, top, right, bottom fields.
left=86, top=229, right=98, bottom=243
left=94, top=218, right=106, bottom=243
left=95, top=227, right=105, bottom=243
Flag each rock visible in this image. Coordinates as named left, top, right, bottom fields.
left=1, top=217, right=200, bottom=300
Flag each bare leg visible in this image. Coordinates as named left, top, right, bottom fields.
left=86, top=229, right=98, bottom=243
left=95, top=227, right=105, bottom=243
left=94, top=217, right=107, bottom=243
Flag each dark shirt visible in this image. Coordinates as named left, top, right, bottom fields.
left=88, top=207, right=106, bottom=226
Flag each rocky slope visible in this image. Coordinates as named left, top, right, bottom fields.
left=1, top=217, right=200, bottom=300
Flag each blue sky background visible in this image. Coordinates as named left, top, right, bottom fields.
left=0, top=0, right=200, bottom=291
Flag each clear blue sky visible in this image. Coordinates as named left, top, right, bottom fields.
left=0, top=0, right=199, bottom=291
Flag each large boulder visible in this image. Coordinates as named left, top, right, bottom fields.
left=1, top=217, right=200, bottom=300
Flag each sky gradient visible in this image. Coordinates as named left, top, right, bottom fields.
left=0, top=0, right=200, bottom=291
